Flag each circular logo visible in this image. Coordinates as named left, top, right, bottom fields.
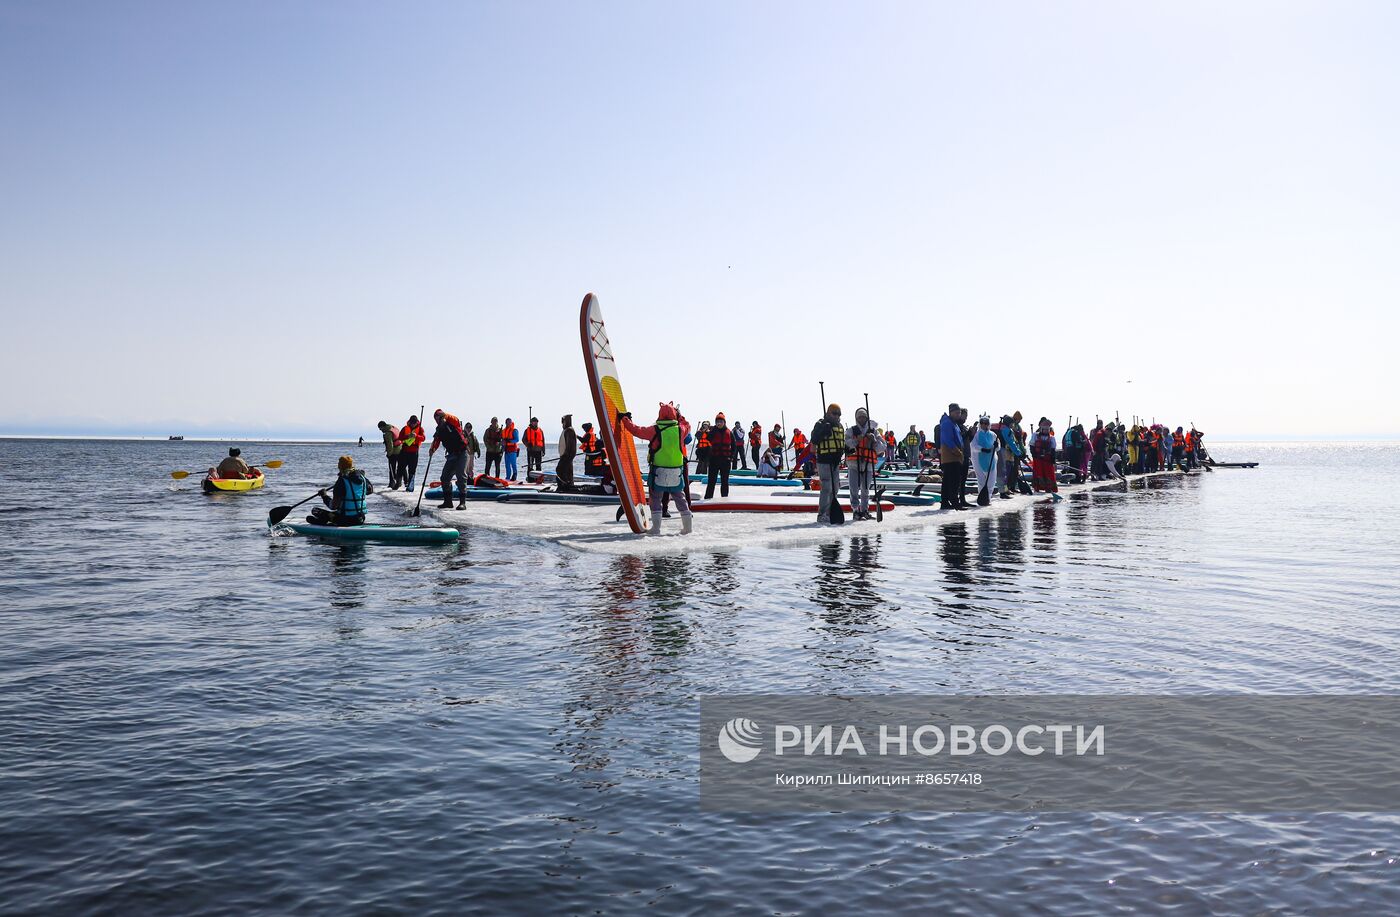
left=717, top=717, right=763, bottom=763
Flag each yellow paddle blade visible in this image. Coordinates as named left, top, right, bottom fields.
left=170, top=470, right=193, bottom=479
left=261, top=460, right=283, bottom=469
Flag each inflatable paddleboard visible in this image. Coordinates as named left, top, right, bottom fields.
left=495, top=490, right=617, bottom=506
left=690, top=497, right=895, bottom=514
left=580, top=293, right=649, bottom=534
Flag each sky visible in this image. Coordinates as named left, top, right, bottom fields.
left=2, top=0, right=1397, bottom=439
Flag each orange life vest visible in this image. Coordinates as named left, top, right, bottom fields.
left=502, top=422, right=518, bottom=452
left=853, top=427, right=879, bottom=464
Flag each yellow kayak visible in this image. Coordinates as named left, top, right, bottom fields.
left=203, top=468, right=265, bottom=493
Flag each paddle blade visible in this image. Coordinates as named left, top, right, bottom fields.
left=268, top=506, right=292, bottom=526
left=170, top=470, right=192, bottom=479
left=261, top=460, right=283, bottom=469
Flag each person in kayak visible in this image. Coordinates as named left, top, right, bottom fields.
left=705, top=412, right=734, bottom=499
left=620, top=403, right=693, bottom=535
left=429, top=409, right=470, bottom=510
left=396, top=415, right=425, bottom=492
left=214, top=447, right=252, bottom=480
left=308, top=455, right=374, bottom=526
left=556, top=415, right=578, bottom=491
left=502, top=418, right=520, bottom=481
left=377, top=420, right=402, bottom=489
left=811, top=404, right=845, bottom=524
left=523, top=417, right=546, bottom=474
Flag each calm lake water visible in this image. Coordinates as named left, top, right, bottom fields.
left=3, top=438, right=1399, bottom=914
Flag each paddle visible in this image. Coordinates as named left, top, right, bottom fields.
left=413, top=449, right=436, bottom=517
left=268, top=485, right=330, bottom=526
left=171, top=460, right=282, bottom=479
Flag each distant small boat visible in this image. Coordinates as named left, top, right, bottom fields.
left=168, top=435, right=184, bottom=441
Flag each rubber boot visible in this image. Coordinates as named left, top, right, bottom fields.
left=456, top=500, right=466, bottom=510
left=681, top=514, right=693, bottom=535
left=649, top=516, right=662, bottom=536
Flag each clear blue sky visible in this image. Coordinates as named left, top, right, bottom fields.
left=2, top=1, right=1396, bottom=438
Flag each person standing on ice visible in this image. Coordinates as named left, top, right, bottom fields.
left=523, top=417, right=546, bottom=474
left=620, top=404, right=693, bottom=536
left=731, top=420, right=747, bottom=470
left=969, top=415, right=1000, bottom=506
left=846, top=407, right=880, bottom=520
left=556, top=415, right=578, bottom=491
left=810, top=404, right=845, bottom=524
left=748, top=421, right=763, bottom=470
left=1030, top=417, right=1059, bottom=493
left=429, top=409, right=470, bottom=510
left=502, top=418, right=520, bottom=481
left=705, top=413, right=734, bottom=498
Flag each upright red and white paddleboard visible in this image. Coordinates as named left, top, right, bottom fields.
left=579, top=293, right=650, bottom=534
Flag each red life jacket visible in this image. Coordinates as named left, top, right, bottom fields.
left=749, top=426, right=761, bottom=446
left=581, top=431, right=600, bottom=455
left=524, top=426, right=545, bottom=449
left=792, top=432, right=808, bottom=452
left=502, top=422, right=518, bottom=452
left=398, top=421, right=425, bottom=453
left=709, top=425, right=734, bottom=458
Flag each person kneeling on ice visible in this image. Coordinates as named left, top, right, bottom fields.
left=757, top=444, right=782, bottom=478
left=308, top=455, right=373, bottom=526
left=620, top=403, right=693, bottom=535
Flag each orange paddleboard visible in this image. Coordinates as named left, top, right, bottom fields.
left=579, top=293, right=650, bottom=534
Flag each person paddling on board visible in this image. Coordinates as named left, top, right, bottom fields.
left=556, top=415, right=578, bottom=491
left=396, top=415, right=425, bottom=492
left=502, top=418, right=520, bottom=481
left=214, top=447, right=252, bottom=480
left=308, top=455, right=373, bottom=526
left=377, top=421, right=402, bottom=489
left=429, top=409, right=470, bottom=510
left=620, top=403, right=693, bottom=535
left=705, top=412, right=734, bottom=499
left=523, top=417, right=545, bottom=474
left=811, top=404, right=845, bottom=524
